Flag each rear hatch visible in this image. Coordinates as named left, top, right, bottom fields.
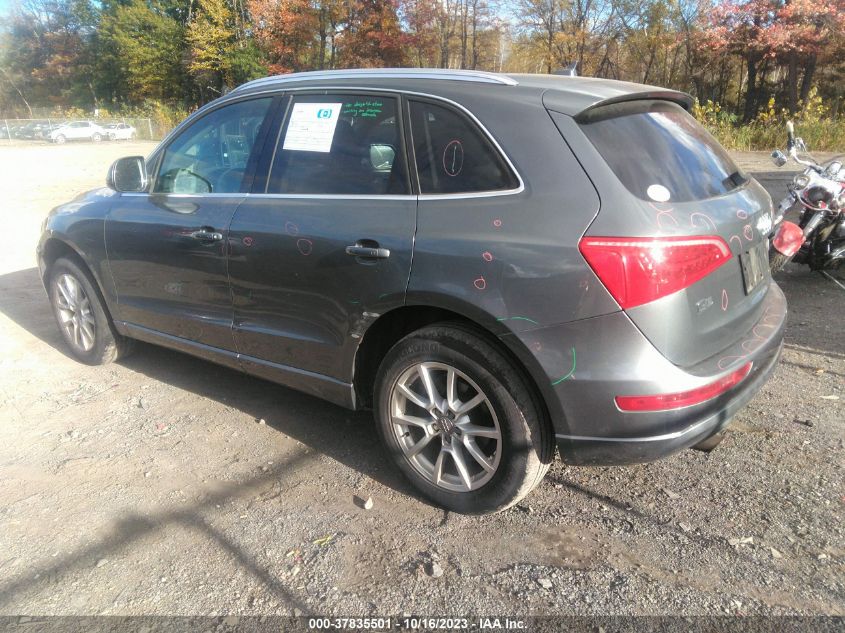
left=563, top=99, right=775, bottom=368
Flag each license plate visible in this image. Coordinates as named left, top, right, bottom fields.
left=739, top=241, right=768, bottom=294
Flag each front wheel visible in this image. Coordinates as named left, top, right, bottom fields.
left=48, top=257, right=134, bottom=365
left=54, top=134, right=66, bottom=144
left=92, top=132, right=102, bottom=142
left=374, top=324, right=553, bottom=514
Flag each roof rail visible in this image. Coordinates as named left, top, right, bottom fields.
left=232, top=68, right=519, bottom=93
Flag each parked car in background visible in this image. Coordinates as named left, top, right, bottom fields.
left=104, top=123, right=137, bottom=141
left=16, top=121, right=53, bottom=139
left=49, top=120, right=107, bottom=144
left=37, top=69, right=786, bottom=514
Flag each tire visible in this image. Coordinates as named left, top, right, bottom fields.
left=92, top=132, right=102, bottom=142
left=374, top=323, right=553, bottom=514
left=48, top=257, right=134, bottom=365
left=54, top=134, right=66, bottom=144
left=769, top=249, right=793, bottom=274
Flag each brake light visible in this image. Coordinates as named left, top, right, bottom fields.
left=615, top=362, right=752, bottom=412
left=579, top=236, right=732, bottom=309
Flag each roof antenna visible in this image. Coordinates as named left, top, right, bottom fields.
left=553, top=62, right=578, bottom=77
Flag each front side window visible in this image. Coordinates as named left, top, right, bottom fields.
left=267, top=94, right=409, bottom=195
left=155, top=97, right=272, bottom=194
left=409, top=100, right=519, bottom=195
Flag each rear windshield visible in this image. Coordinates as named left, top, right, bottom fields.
left=579, top=101, right=746, bottom=203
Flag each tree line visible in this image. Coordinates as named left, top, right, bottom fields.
left=0, top=0, right=843, bottom=124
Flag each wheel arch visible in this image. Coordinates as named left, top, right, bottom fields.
left=40, top=237, right=117, bottom=323
left=352, top=303, right=559, bottom=439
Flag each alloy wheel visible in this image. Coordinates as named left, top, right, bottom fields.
left=54, top=273, right=96, bottom=352
left=389, top=362, right=502, bottom=492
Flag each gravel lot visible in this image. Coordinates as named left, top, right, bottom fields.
left=0, top=142, right=842, bottom=617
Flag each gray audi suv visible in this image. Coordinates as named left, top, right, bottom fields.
left=37, top=69, right=786, bottom=513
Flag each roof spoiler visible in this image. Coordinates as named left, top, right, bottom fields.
left=574, top=91, right=694, bottom=123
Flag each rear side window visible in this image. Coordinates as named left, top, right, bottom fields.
left=267, top=94, right=409, bottom=195
left=409, top=100, right=519, bottom=195
left=579, top=101, right=745, bottom=203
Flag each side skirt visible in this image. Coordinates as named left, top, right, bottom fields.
left=118, top=322, right=357, bottom=410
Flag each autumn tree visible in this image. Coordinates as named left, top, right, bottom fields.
left=99, top=0, right=186, bottom=102
left=187, top=0, right=237, bottom=93
left=339, top=0, right=407, bottom=67
left=701, top=0, right=845, bottom=119
left=399, top=0, right=440, bottom=66
left=768, top=0, right=845, bottom=113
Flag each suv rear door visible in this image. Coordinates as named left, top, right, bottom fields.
left=550, top=100, right=776, bottom=367
left=227, top=91, right=416, bottom=390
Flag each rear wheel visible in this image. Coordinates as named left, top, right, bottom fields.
left=54, top=134, right=66, bottom=144
left=374, top=324, right=553, bottom=514
left=92, top=132, right=102, bottom=142
left=48, top=257, right=133, bottom=365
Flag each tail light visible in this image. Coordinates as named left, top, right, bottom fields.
left=615, top=362, right=753, bottom=412
left=579, top=236, right=732, bottom=309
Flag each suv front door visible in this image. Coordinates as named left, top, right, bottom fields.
left=106, top=96, right=277, bottom=351
left=227, top=92, right=416, bottom=395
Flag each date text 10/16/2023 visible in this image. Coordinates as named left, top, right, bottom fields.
left=307, top=617, right=527, bottom=630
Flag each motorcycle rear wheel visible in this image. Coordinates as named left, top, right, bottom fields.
left=770, top=251, right=792, bottom=274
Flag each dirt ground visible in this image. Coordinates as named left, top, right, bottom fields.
left=0, top=141, right=842, bottom=617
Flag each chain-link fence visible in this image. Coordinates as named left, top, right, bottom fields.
left=0, top=117, right=166, bottom=143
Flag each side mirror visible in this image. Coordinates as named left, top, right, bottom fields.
left=107, top=156, right=148, bottom=192
left=770, top=149, right=788, bottom=167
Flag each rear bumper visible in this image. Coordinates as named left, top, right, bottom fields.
left=555, top=337, right=783, bottom=464
left=501, top=281, right=787, bottom=466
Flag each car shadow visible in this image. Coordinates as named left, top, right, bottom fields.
left=0, top=266, right=422, bottom=506
left=0, top=445, right=316, bottom=611
left=1, top=261, right=840, bottom=511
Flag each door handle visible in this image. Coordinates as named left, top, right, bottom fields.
left=345, top=244, right=390, bottom=259
left=192, top=228, right=224, bottom=242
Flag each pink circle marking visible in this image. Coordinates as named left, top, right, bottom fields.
left=690, top=211, right=717, bottom=231
left=296, top=238, right=313, bottom=256
left=492, top=218, right=503, bottom=228
left=482, top=251, right=494, bottom=262
left=442, top=139, right=464, bottom=177
left=736, top=209, right=748, bottom=220
left=743, top=224, right=754, bottom=241
left=721, top=289, right=728, bottom=311
left=729, top=235, right=742, bottom=251
left=473, top=276, right=487, bottom=290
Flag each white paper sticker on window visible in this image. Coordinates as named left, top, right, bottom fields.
left=646, top=184, right=671, bottom=202
left=282, top=102, right=342, bottom=153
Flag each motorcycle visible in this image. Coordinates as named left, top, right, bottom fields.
left=769, top=121, right=845, bottom=282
